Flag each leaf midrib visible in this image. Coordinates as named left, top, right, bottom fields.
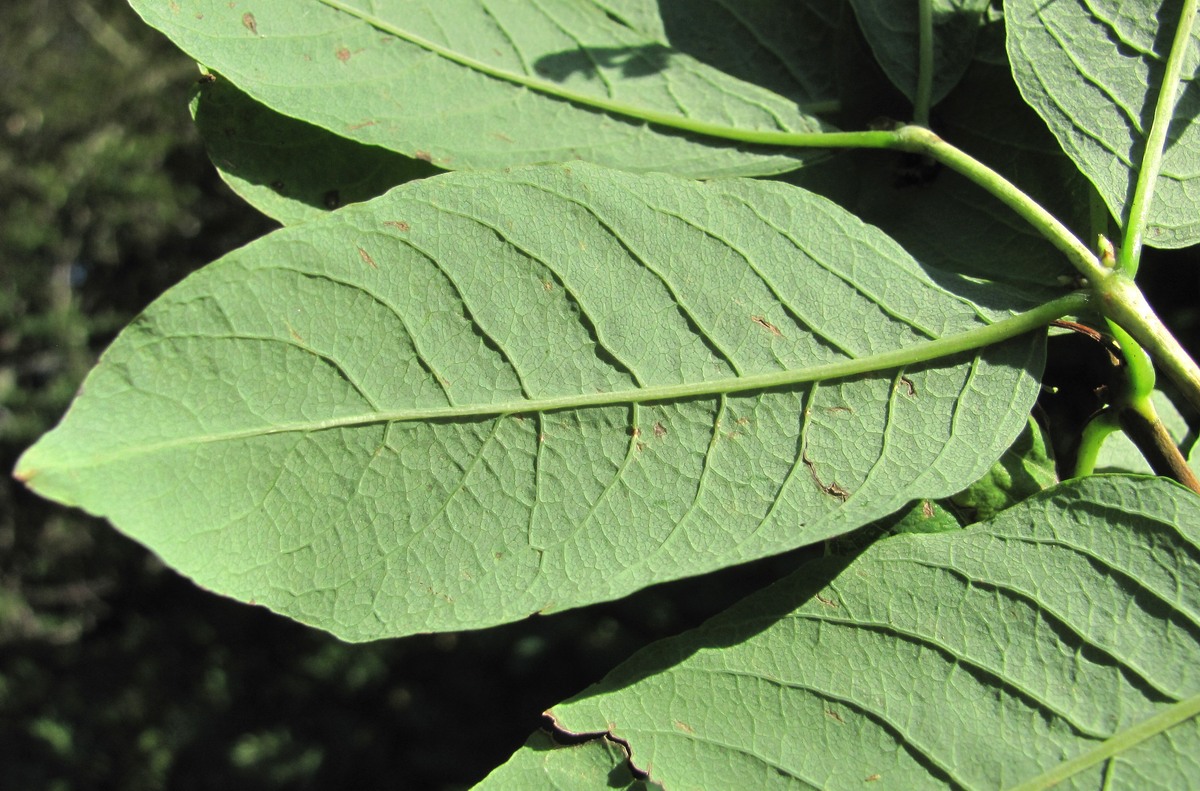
left=18, top=292, right=1085, bottom=474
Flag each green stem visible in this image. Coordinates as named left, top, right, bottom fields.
left=914, top=0, right=935, bottom=127
left=1099, top=276, right=1200, bottom=415
left=1106, top=320, right=1156, bottom=402
left=1073, top=410, right=1120, bottom=478
left=1117, top=0, right=1198, bottom=275
left=1005, top=692, right=1200, bottom=791
left=890, top=127, right=1108, bottom=283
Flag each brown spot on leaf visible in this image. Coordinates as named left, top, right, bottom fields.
left=242, top=12, right=257, bottom=34
left=900, top=376, right=916, bottom=397
left=673, top=720, right=695, bottom=734
left=285, top=322, right=303, bottom=343
left=751, top=315, right=782, bottom=337
left=816, top=594, right=838, bottom=609
left=414, top=150, right=433, bottom=162
left=824, top=405, right=853, bottom=414
left=866, top=775, right=881, bottom=782
left=357, top=246, right=378, bottom=269
left=384, top=220, right=411, bottom=232
left=735, top=417, right=750, bottom=426
left=653, top=422, right=667, bottom=438
left=630, top=427, right=641, bottom=438
left=336, top=46, right=352, bottom=62
left=922, top=500, right=935, bottom=519
left=824, top=709, right=845, bottom=724
left=347, top=120, right=377, bottom=131
left=541, top=280, right=554, bottom=292
left=491, top=132, right=514, bottom=143
left=803, top=452, right=850, bottom=502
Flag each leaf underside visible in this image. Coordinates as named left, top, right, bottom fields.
left=17, top=164, right=1047, bottom=641
left=1007, top=0, right=1200, bottom=248
left=131, top=0, right=838, bottom=178
left=537, top=475, right=1200, bottom=790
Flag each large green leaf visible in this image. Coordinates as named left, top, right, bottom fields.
left=848, top=0, right=990, bottom=106
left=1007, top=0, right=1200, bottom=248
left=185, top=1, right=847, bottom=224
left=129, top=0, right=836, bottom=178
left=544, top=475, right=1200, bottom=789
left=16, top=163, right=1055, bottom=640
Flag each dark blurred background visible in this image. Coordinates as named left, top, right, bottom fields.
left=4, top=2, right=1198, bottom=790
left=0, top=7, right=822, bottom=789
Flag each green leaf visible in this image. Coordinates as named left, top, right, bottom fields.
left=950, top=416, right=1057, bottom=522
left=15, top=163, right=1060, bottom=641
left=546, top=475, right=1200, bottom=789
left=1007, top=0, right=1200, bottom=248
left=473, top=731, right=657, bottom=791
left=848, top=0, right=990, bottom=106
left=129, top=0, right=836, bottom=178
left=191, top=74, right=438, bottom=225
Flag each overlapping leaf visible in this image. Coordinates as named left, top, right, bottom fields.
left=191, top=75, right=439, bottom=224
left=131, top=0, right=838, bottom=179
left=17, top=163, right=1051, bottom=641
left=848, top=0, right=990, bottom=106
left=1007, top=0, right=1200, bottom=248
left=540, top=476, right=1200, bottom=790
left=474, top=731, right=657, bottom=790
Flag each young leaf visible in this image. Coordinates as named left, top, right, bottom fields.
left=1007, top=0, right=1200, bottom=248
left=544, top=475, right=1200, bottom=790
left=129, top=0, right=836, bottom=178
left=848, top=0, right=990, bottom=107
left=15, top=163, right=1065, bottom=641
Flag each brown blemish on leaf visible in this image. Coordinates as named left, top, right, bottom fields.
left=751, top=315, right=782, bottom=337
left=630, top=427, right=641, bottom=438
left=347, top=120, right=377, bottom=131
left=735, top=417, right=750, bottom=426
left=357, top=246, right=378, bottom=269
left=824, top=709, right=845, bottom=724
left=285, top=322, right=304, bottom=343
left=803, top=452, right=850, bottom=501
left=653, top=422, right=667, bottom=439
left=866, top=775, right=881, bottom=782
left=242, top=12, right=257, bottom=34
left=491, top=132, right=514, bottom=143
left=673, top=720, right=695, bottom=734
left=816, top=594, right=838, bottom=609
left=636, top=441, right=646, bottom=452
left=900, top=376, right=917, bottom=397
left=197, top=72, right=216, bottom=84
left=922, top=500, right=935, bottom=518
left=541, top=280, right=554, bottom=292
left=414, top=150, right=433, bottom=162
left=336, top=46, right=352, bottom=62
left=384, top=220, right=411, bottom=232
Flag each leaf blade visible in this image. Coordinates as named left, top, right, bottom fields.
left=1007, top=0, right=1200, bottom=248
left=17, top=164, right=1062, bottom=640
left=547, top=475, right=1200, bottom=789
left=130, top=0, right=836, bottom=177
